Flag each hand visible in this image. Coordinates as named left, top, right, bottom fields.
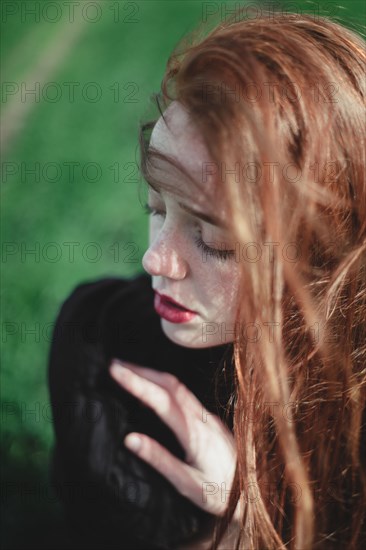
left=109, top=359, right=237, bottom=517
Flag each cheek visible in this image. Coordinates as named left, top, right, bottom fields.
left=198, top=261, right=240, bottom=313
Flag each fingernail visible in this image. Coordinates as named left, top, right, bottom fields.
left=110, top=361, right=129, bottom=376
left=124, top=434, right=141, bottom=451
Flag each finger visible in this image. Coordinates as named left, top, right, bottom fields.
left=110, top=359, right=203, bottom=415
left=110, top=362, right=195, bottom=459
left=109, top=360, right=221, bottom=463
left=124, top=432, right=210, bottom=512
left=111, top=359, right=178, bottom=391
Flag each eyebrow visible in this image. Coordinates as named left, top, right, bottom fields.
left=145, top=178, right=228, bottom=229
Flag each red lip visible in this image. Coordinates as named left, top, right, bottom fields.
left=154, top=291, right=197, bottom=324
left=155, top=291, right=196, bottom=312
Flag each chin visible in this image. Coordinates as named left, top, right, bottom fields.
left=161, top=319, right=215, bottom=349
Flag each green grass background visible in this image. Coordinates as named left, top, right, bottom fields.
left=1, top=1, right=365, bottom=548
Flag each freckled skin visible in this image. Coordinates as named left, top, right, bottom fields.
left=142, top=101, right=241, bottom=348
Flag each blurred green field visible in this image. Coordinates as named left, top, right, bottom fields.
left=1, top=1, right=365, bottom=548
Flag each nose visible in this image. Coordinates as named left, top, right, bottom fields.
left=142, top=227, right=189, bottom=279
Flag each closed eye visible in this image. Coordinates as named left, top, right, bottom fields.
left=143, top=202, right=235, bottom=261
left=194, top=236, right=235, bottom=261
left=143, top=203, right=165, bottom=218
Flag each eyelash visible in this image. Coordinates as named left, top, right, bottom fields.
left=143, top=203, right=234, bottom=261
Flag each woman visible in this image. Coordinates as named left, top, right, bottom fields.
left=48, top=8, right=366, bottom=550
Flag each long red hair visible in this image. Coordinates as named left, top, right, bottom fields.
left=139, top=8, right=366, bottom=549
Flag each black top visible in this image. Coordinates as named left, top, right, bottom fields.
left=47, top=272, right=235, bottom=549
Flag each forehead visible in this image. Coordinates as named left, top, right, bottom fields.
left=149, top=101, right=217, bottom=202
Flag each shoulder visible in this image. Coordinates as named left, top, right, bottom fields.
left=48, top=271, right=154, bottom=361
left=47, top=271, right=157, bottom=407
left=53, top=271, right=151, bottom=326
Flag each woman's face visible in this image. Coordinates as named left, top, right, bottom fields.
left=142, top=101, right=241, bottom=348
